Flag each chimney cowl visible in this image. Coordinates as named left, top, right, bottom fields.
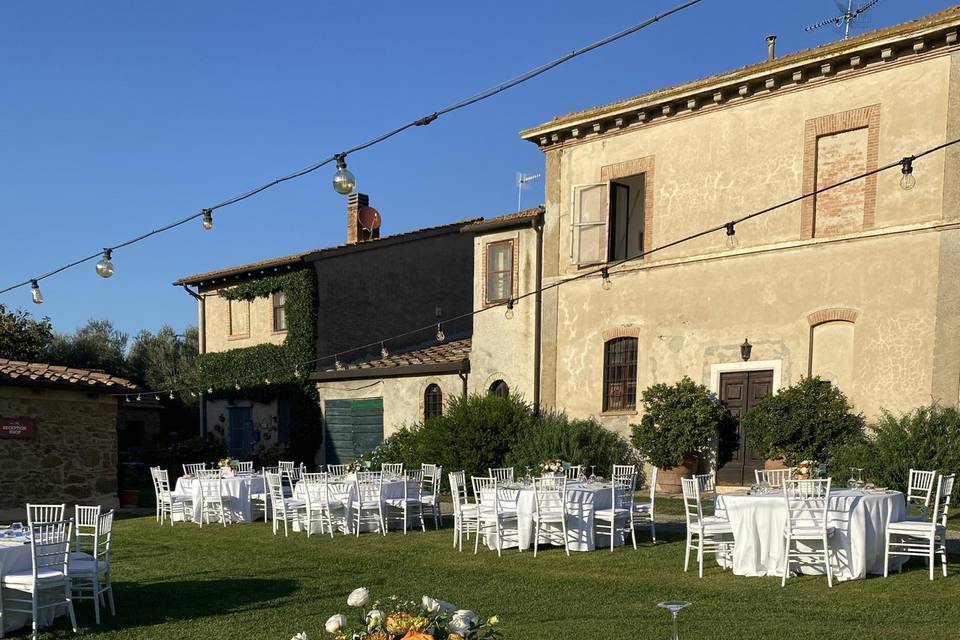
left=766, top=35, right=777, bottom=61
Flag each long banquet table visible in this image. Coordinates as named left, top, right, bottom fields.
left=174, top=473, right=265, bottom=523
left=716, top=488, right=906, bottom=581
left=292, top=475, right=407, bottom=534
left=481, top=480, right=622, bottom=552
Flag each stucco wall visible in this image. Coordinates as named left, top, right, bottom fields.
left=205, top=397, right=281, bottom=451
left=202, top=292, right=287, bottom=354
left=0, top=386, right=118, bottom=520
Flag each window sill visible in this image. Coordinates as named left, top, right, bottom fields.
left=601, top=409, right=638, bottom=417
left=271, top=330, right=288, bottom=336
left=227, top=334, right=251, bottom=341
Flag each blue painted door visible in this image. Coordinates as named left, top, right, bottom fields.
left=227, top=406, right=253, bottom=455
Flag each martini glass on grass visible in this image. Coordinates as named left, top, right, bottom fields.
left=658, top=601, right=691, bottom=640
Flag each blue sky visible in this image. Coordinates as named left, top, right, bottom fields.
left=0, top=0, right=952, bottom=338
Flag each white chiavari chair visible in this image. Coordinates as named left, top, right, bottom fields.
left=197, top=473, right=229, bottom=527
left=69, top=510, right=115, bottom=624
left=235, top=461, right=254, bottom=473
left=156, top=468, right=192, bottom=525
left=26, top=504, right=66, bottom=525
left=472, top=476, right=518, bottom=557
left=298, top=473, right=331, bottom=537
left=885, top=473, right=955, bottom=580
left=352, top=471, right=387, bottom=536
left=904, top=468, right=938, bottom=521
left=449, top=470, right=479, bottom=552
left=251, top=467, right=276, bottom=524
left=149, top=466, right=162, bottom=522
left=632, top=466, right=658, bottom=544
left=595, top=473, right=637, bottom=552
left=682, top=476, right=733, bottom=578
left=182, top=463, right=206, bottom=476
left=755, top=467, right=795, bottom=488
left=420, top=464, right=443, bottom=529
left=782, top=478, right=834, bottom=587
left=488, top=467, right=514, bottom=483
left=532, top=476, right=569, bottom=557
left=0, top=520, right=78, bottom=638
left=72, top=505, right=101, bottom=562
left=563, top=466, right=583, bottom=481
left=386, top=470, right=426, bottom=534
left=265, top=471, right=305, bottom=537
left=327, top=464, right=350, bottom=478
left=612, top=464, right=636, bottom=481
left=381, top=463, right=404, bottom=476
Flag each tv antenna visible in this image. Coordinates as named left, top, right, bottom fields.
left=516, top=172, right=541, bottom=210
left=805, top=0, right=882, bottom=40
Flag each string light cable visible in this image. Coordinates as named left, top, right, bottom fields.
left=112, top=138, right=960, bottom=400
left=0, top=0, right=706, bottom=299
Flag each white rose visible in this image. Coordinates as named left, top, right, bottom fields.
left=366, top=609, right=383, bottom=627
left=347, top=587, right=369, bottom=608
left=437, top=600, right=456, bottom=614
left=448, top=610, right=475, bottom=635
left=422, top=596, right=440, bottom=613
left=325, top=614, right=347, bottom=633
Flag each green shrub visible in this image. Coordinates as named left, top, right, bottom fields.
left=506, top=411, right=641, bottom=482
left=742, top=376, right=864, bottom=466
left=830, top=405, right=960, bottom=500
left=367, top=426, right=424, bottom=470
left=630, top=376, right=732, bottom=469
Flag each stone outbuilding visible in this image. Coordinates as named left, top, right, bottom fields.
left=0, top=359, right=140, bottom=520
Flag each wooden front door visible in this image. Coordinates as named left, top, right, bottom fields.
left=323, top=398, right=384, bottom=465
left=716, top=370, right=774, bottom=486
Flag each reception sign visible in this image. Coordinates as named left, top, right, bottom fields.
left=0, top=417, right=36, bottom=439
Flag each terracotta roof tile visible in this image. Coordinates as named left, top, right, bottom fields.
left=0, top=359, right=141, bottom=393
left=323, top=338, right=471, bottom=373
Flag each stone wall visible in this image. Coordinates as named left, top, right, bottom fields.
left=0, top=385, right=118, bottom=520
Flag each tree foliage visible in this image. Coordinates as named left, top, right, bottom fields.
left=47, top=319, right=131, bottom=377
left=128, top=325, right=200, bottom=408
left=0, top=303, right=53, bottom=361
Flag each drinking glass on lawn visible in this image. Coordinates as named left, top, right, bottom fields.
left=658, top=600, right=691, bottom=640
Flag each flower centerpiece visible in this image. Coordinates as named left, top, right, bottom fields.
left=538, top=459, right=563, bottom=476
left=795, top=460, right=815, bottom=480
left=295, top=587, right=501, bottom=640
left=218, top=458, right=239, bottom=477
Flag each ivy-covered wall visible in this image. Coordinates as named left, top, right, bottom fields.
left=197, top=268, right=322, bottom=461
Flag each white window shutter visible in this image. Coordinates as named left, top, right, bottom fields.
left=570, top=182, right=608, bottom=266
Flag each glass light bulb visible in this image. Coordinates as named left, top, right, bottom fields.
left=30, top=281, right=43, bottom=304
left=335, top=358, right=344, bottom=371
left=207, top=386, right=213, bottom=394
left=505, top=307, right=514, bottom=320
left=201, top=210, right=214, bottom=230
left=381, top=345, right=389, bottom=359
left=726, top=233, right=739, bottom=250
left=436, top=325, right=445, bottom=342
left=332, top=167, right=357, bottom=195
left=900, top=172, right=916, bottom=191
left=234, top=382, right=241, bottom=391
left=96, top=255, right=114, bottom=278
left=602, top=277, right=612, bottom=291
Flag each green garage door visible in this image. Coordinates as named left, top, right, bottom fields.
left=324, top=398, right=384, bottom=464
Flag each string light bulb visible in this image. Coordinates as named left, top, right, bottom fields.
left=332, top=154, right=357, bottom=195
left=136, top=394, right=142, bottom=402
left=169, top=391, right=174, bottom=400
left=380, top=343, right=389, bottom=359
left=900, top=157, right=916, bottom=191
left=725, top=222, right=739, bottom=250
left=207, top=386, right=213, bottom=394
left=154, top=394, right=160, bottom=401
left=263, top=376, right=271, bottom=384
left=201, top=209, right=214, bottom=230
left=294, top=366, right=301, bottom=379
left=335, top=356, right=344, bottom=371
left=95, top=249, right=115, bottom=278
left=30, top=280, right=43, bottom=304
left=436, top=324, right=445, bottom=342
left=190, top=391, right=197, bottom=398
left=505, top=298, right=514, bottom=319
left=234, top=381, right=241, bottom=391
left=601, top=267, right=612, bottom=291
left=125, top=396, right=131, bottom=403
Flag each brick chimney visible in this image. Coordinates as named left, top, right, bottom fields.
left=347, top=193, right=372, bottom=244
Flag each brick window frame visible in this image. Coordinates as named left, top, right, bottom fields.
left=600, top=156, right=655, bottom=262
left=482, top=238, right=518, bottom=306
left=807, top=307, right=859, bottom=326
left=801, top=105, right=880, bottom=239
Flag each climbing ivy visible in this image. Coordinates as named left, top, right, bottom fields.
left=197, top=268, right=322, bottom=461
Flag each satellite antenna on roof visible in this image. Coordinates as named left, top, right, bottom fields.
left=806, top=0, right=882, bottom=40
left=516, top=172, right=541, bottom=211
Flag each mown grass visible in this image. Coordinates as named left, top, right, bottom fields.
left=20, top=515, right=960, bottom=640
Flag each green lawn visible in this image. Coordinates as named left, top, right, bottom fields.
left=20, top=515, right=960, bottom=640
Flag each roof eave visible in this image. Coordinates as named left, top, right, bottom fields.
left=310, top=359, right=470, bottom=382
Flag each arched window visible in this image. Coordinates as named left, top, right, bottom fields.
left=603, top=337, right=638, bottom=411
left=424, top=384, right=443, bottom=420
left=489, top=379, right=510, bottom=398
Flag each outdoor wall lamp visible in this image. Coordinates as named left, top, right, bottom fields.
left=740, top=339, right=753, bottom=362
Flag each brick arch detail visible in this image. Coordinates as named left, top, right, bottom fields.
left=601, top=325, right=642, bottom=342
left=807, top=307, right=859, bottom=326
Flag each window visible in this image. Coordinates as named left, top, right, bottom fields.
left=272, top=290, right=287, bottom=332
left=609, top=174, right=645, bottom=261
left=424, top=384, right=443, bottom=420
left=489, top=380, right=510, bottom=398
left=603, top=337, right=638, bottom=412
left=571, top=172, right=646, bottom=266
left=228, top=299, right=249, bottom=337
left=485, top=240, right=514, bottom=304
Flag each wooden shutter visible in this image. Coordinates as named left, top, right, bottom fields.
left=570, top=183, right=608, bottom=266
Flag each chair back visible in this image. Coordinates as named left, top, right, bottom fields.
left=405, top=470, right=424, bottom=501
left=612, top=464, right=636, bottom=481
left=612, top=473, right=636, bottom=512
left=149, top=465, right=162, bottom=497
left=198, top=475, right=223, bottom=503
left=182, top=463, right=206, bottom=476
left=488, top=467, right=514, bottom=482
left=93, top=510, right=115, bottom=565
left=278, top=461, right=295, bottom=472
left=74, top=505, right=101, bottom=554
left=156, top=469, right=174, bottom=499
left=681, top=477, right=705, bottom=527
left=355, top=471, right=383, bottom=504
left=449, top=471, right=469, bottom=515
left=235, top=461, right=254, bottom=473
left=196, top=468, right=221, bottom=479
left=564, top=465, right=582, bottom=481
left=265, top=471, right=285, bottom=505
left=27, top=503, right=66, bottom=525
left=472, top=476, right=502, bottom=512
left=533, top=476, right=567, bottom=517
left=907, top=468, right=938, bottom=514
left=422, top=464, right=441, bottom=495
left=647, top=467, right=659, bottom=508
left=783, top=478, right=831, bottom=535
left=29, top=520, right=72, bottom=578
left=755, top=467, right=795, bottom=488
left=327, top=464, right=350, bottom=477
left=930, top=473, right=956, bottom=526
left=693, top=472, right=717, bottom=503
left=382, top=463, right=404, bottom=476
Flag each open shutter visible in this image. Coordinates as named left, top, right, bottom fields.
left=570, top=182, right=609, bottom=266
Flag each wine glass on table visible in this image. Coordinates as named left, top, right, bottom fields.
left=658, top=601, right=691, bottom=640
left=847, top=467, right=858, bottom=490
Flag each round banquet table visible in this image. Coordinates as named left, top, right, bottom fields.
left=0, top=538, right=61, bottom=633
left=292, top=475, right=407, bottom=534
left=716, top=488, right=906, bottom=581
left=174, top=474, right=265, bottom=523
left=481, top=481, right=621, bottom=552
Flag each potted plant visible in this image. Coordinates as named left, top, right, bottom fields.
left=741, top=376, right=865, bottom=467
left=630, top=376, right=730, bottom=493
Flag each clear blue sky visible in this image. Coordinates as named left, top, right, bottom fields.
left=1, top=0, right=952, bottom=338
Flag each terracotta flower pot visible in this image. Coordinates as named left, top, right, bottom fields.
left=118, top=489, right=140, bottom=508
left=764, top=458, right=788, bottom=471
left=656, top=455, right=697, bottom=494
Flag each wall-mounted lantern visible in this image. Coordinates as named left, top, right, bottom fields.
left=740, top=339, right=753, bottom=362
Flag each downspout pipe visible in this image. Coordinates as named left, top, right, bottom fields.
left=180, top=284, right=207, bottom=439
left=533, top=218, right=544, bottom=416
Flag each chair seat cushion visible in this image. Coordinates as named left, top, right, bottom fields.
left=633, top=502, right=652, bottom=512
left=888, top=520, right=941, bottom=535
left=385, top=498, right=422, bottom=507
left=2, top=568, right=66, bottom=585
left=533, top=510, right=566, bottom=521
left=595, top=508, right=630, bottom=518
left=282, top=499, right=306, bottom=509
left=785, top=526, right=835, bottom=538
left=68, top=559, right=110, bottom=575
left=421, top=494, right=438, bottom=505
left=70, top=551, right=94, bottom=562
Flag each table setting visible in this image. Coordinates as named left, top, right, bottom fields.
left=292, top=473, right=408, bottom=534
left=174, top=471, right=266, bottom=523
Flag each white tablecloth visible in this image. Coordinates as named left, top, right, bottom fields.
left=292, top=476, right=407, bottom=534
left=482, top=482, right=619, bottom=552
left=0, top=539, right=61, bottom=632
left=716, top=489, right=906, bottom=581
left=175, top=474, right=265, bottom=523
